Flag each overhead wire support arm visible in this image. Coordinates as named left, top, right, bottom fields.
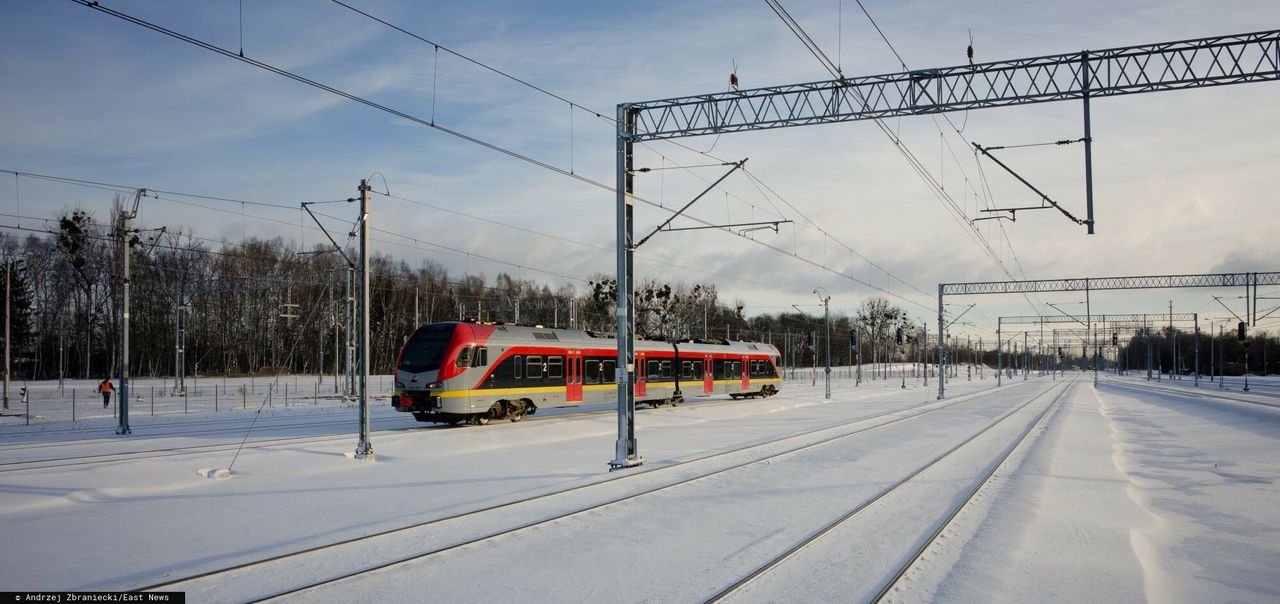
left=301, top=200, right=356, bottom=268
left=945, top=303, right=976, bottom=329
left=972, top=142, right=1085, bottom=226
left=632, top=158, right=747, bottom=250
left=661, top=219, right=793, bottom=234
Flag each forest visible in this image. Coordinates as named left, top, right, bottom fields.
left=0, top=202, right=1273, bottom=381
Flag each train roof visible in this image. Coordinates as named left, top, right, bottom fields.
left=423, top=321, right=778, bottom=355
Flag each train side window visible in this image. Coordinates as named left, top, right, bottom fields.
left=527, top=355, right=543, bottom=380
left=548, top=356, right=563, bottom=379
left=646, top=360, right=659, bottom=381
left=455, top=346, right=472, bottom=368
left=514, top=356, right=523, bottom=379
left=660, top=361, right=672, bottom=379
left=476, top=347, right=488, bottom=367
left=602, top=360, right=616, bottom=383
left=692, top=360, right=703, bottom=378
left=585, top=360, right=600, bottom=384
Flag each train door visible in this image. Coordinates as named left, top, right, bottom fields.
left=703, top=354, right=714, bottom=394
left=567, top=350, right=583, bottom=403
left=635, top=352, right=647, bottom=397
left=741, top=355, right=751, bottom=391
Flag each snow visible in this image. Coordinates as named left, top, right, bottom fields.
left=1, top=371, right=1278, bottom=602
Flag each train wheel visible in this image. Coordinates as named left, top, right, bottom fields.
left=473, top=410, right=492, bottom=425
left=508, top=400, right=526, bottom=422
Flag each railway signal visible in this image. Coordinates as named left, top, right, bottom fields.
left=1238, top=321, right=1247, bottom=341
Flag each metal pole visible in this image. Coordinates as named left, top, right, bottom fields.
left=611, top=105, right=641, bottom=470
left=345, top=267, right=354, bottom=398
left=1194, top=313, right=1200, bottom=386
left=3, top=262, right=9, bottom=411
left=354, top=179, right=373, bottom=458
left=1023, top=331, right=1029, bottom=381
left=1052, top=329, right=1058, bottom=379
left=117, top=209, right=132, bottom=435
left=856, top=328, right=862, bottom=385
left=1086, top=281, right=1095, bottom=386
left=818, top=291, right=831, bottom=400
left=1082, top=50, right=1096, bottom=235
left=1219, top=324, right=1225, bottom=390
left=997, top=318, right=1003, bottom=386
left=937, top=285, right=945, bottom=399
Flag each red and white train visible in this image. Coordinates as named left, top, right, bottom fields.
left=392, top=321, right=783, bottom=425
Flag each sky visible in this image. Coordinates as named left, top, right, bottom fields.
left=1, top=0, right=1277, bottom=341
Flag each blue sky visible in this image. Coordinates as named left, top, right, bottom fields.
left=1, top=0, right=1277, bottom=337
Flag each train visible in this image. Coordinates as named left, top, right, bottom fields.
left=391, top=320, right=783, bottom=425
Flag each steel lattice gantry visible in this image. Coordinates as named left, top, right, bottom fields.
left=936, top=271, right=1277, bottom=398
left=940, top=272, right=1280, bottom=296
left=627, top=30, right=1280, bottom=139
left=610, top=30, right=1280, bottom=468
left=997, top=313, right=1199, bottom=325
left=994, top=313, right=1205, bottom=387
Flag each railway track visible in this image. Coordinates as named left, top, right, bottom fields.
left=1098, top=375, right=1280, bottom=409
left=136, top=379, right=1051, bottom=601
left=707, top=379, right=1072, bottom=602
left=0, top=391, right=815, bottom=472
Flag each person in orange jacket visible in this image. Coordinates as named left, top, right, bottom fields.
left=99, top=377, right=116, bottom=408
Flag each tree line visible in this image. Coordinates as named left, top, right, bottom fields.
left=1, top=203, right=1273, bottom=380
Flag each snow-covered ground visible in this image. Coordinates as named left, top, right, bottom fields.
left=1, top=370, right=1277, bottom=602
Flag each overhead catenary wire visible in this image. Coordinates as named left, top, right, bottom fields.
left=764, top=0, right=1031, bottom=297
left=2, top=167, right=784, bottom=295
left=69, top=0, right=935, bottom=311
left=319, top=0, right=932, bottom=305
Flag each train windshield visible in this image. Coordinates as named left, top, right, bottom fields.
left=398, top=323, right=455, bottom=373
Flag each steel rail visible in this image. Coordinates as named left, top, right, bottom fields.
left=137, top=381, right=1035, bottom=597
left=705, top=379, right=1070, bottom=602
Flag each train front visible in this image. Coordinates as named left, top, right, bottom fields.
left=391, top=321, right=492, bottom=421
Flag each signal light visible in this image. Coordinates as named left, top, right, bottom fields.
left=1112, top=333, right=1118, bottom=346
left=1238, top=322, right=1247, bottom=341
left=849, top=329, right=858, bottom=347
left=895, top=327, right=904, bottom=346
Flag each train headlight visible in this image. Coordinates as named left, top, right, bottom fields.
left=426, top=381, right=442, bottom=389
